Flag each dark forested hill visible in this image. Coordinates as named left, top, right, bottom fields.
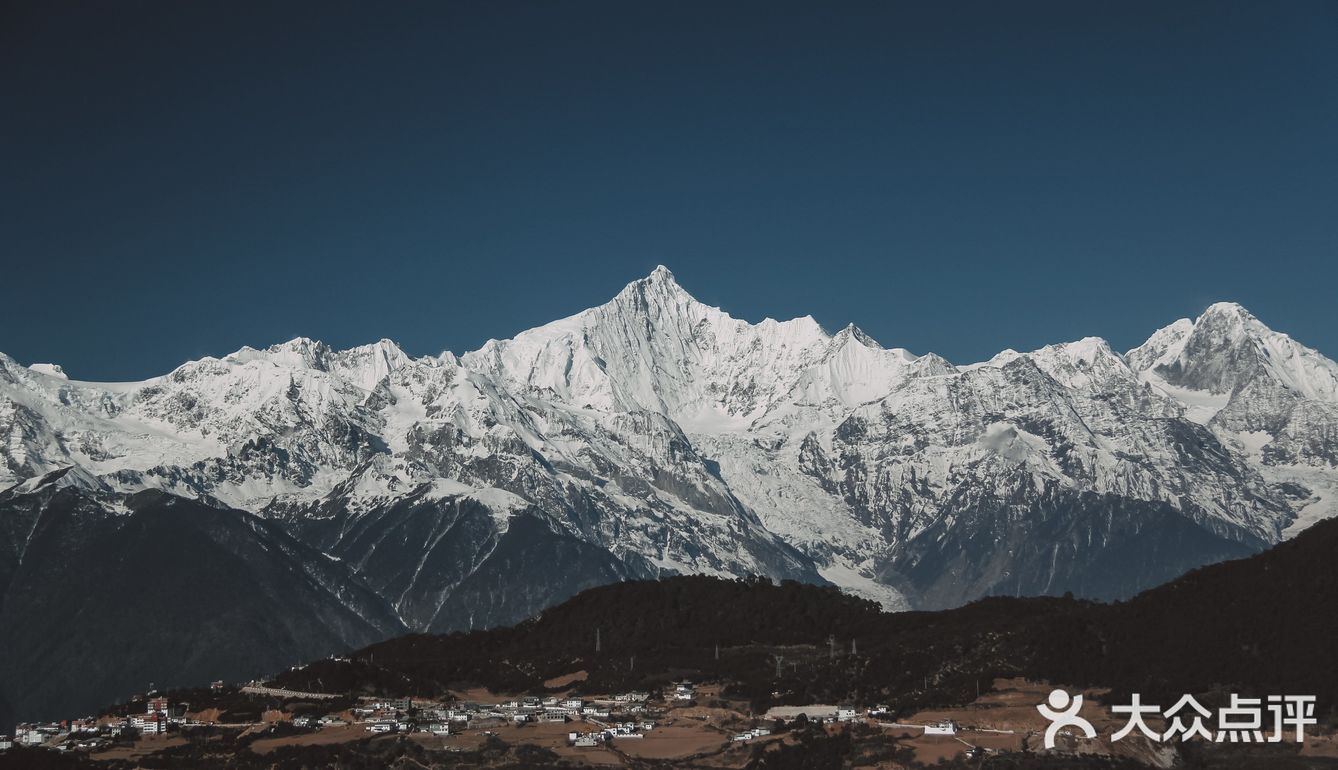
left=273, top=514, right=1338, bottom=718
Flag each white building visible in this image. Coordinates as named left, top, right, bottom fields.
left=924, top=720, right=959, bottom=736
left=571, top=732, right=602, bottom=747
left=732, top=726, right=773, bottom=742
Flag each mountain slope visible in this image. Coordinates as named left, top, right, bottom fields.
left=276, top=511, right=1338, bottom=721
left=2, top=268, right=1337, bottom=718
left=0, top=478, right=405, bottom=723
left=1128, top=302, right=1338, bottom=535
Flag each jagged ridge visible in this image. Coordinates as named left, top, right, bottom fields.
left=2, top=267, right=1337, bottom=700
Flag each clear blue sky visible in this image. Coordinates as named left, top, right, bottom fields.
left=3, top=1, right=1336, bottom=380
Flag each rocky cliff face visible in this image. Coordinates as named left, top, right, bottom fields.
left=3, top=268, right=1337, bottom=717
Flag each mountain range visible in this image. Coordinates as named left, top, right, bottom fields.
left=3, top=266, right=1337, bottom=721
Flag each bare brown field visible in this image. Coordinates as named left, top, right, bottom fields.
left=615, top=723, right=729, bottom=759
left=551, top=743, right=625, bottom=765
left=492, top=720, right=581, bottom=748
left=89, top=735, right=187, bottom=762
left=186, top=707, right=223, bottom=723
left=247, top=723, right=366, bottom=754
left=448, top=687, right=512, bottom=704
left=543, top=670, right=589, bottom=689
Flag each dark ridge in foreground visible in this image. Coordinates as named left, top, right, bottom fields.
left=274, top=515, right=1338, bottom=718
left=0, top=485, right=406, bottom=726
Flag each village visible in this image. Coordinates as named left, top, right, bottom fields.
left=1, top=674, right=1014, bottom=766
left=15, top=677, right=1330, bottom=767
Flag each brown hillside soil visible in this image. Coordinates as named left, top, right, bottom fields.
left=544, top=670, right=589, bottom=688
left=247, top=722, right=366, bottom=755
left=616, top=723, right=733, bottom=759
left=88, top=735, right=187, bottom=762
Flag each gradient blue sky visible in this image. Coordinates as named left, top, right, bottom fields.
left=3, top=1, right=1336, bottom=381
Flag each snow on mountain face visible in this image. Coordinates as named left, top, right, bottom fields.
left=462, top=266, right=835, bottom=431
left=1128, top=302, right=1338, bottom=536
left=3, top=269, right=1337, bottom=621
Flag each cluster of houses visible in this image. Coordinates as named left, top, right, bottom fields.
left=5, top=696, right=192, bottom=754
left=763, top=704, right=863, bottom=722
left=285, top=690, right=663, bottom=740
left=561, top=683, right=704, bottom=747
left=5, top=720, right=122, bottom=753
left=1, top=679, right=709, bottom=756
left=731, top=725, right=774, bottom=742
left=568, top=719, right=658, bottom=747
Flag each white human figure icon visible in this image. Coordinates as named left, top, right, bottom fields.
left=1037, top=689, right=1097, bottom=749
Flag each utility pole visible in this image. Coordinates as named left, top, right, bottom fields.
left=828, top=634, right=836, bottom=660
left=596, top=628, right=601, bottom=653
left=850, top=639, right=857, bottom=656
left=714, top=643, right=719, bottom=661
left=775, top=655, right=784, bottom=678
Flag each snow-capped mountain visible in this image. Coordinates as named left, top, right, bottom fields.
left=1128, top=302, right=1338, bottom=536
left=3, top=268, right=1338, bottom=716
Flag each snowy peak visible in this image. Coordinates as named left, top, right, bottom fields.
left=27, top=363, right=67, bottom=380
left=832, top=323, right=884, bottom=351
left=223, top=337, right=413, bottom=392
left=615, top=263, right=693, bottom=303
left=1135, top=302, right=1338, bottom=402
left=602, top=264, right=738, bottom=339
left=226, top=337, right=333, bottom=371
left=462, top=267, right=833, bottom=423
left=1171, top=303, right=1270, bottom=394
left=1035, top=336, right=1120, bottom=366
left=1126, top=318, right=1194, bottom=373
left=327, top=339, right=415, bottom=391
left=773, top=326, right=915, bottom=414
left=1201, top=301, right=1267, bottom=332
left=1025, top=337, right=1132, bottom=393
